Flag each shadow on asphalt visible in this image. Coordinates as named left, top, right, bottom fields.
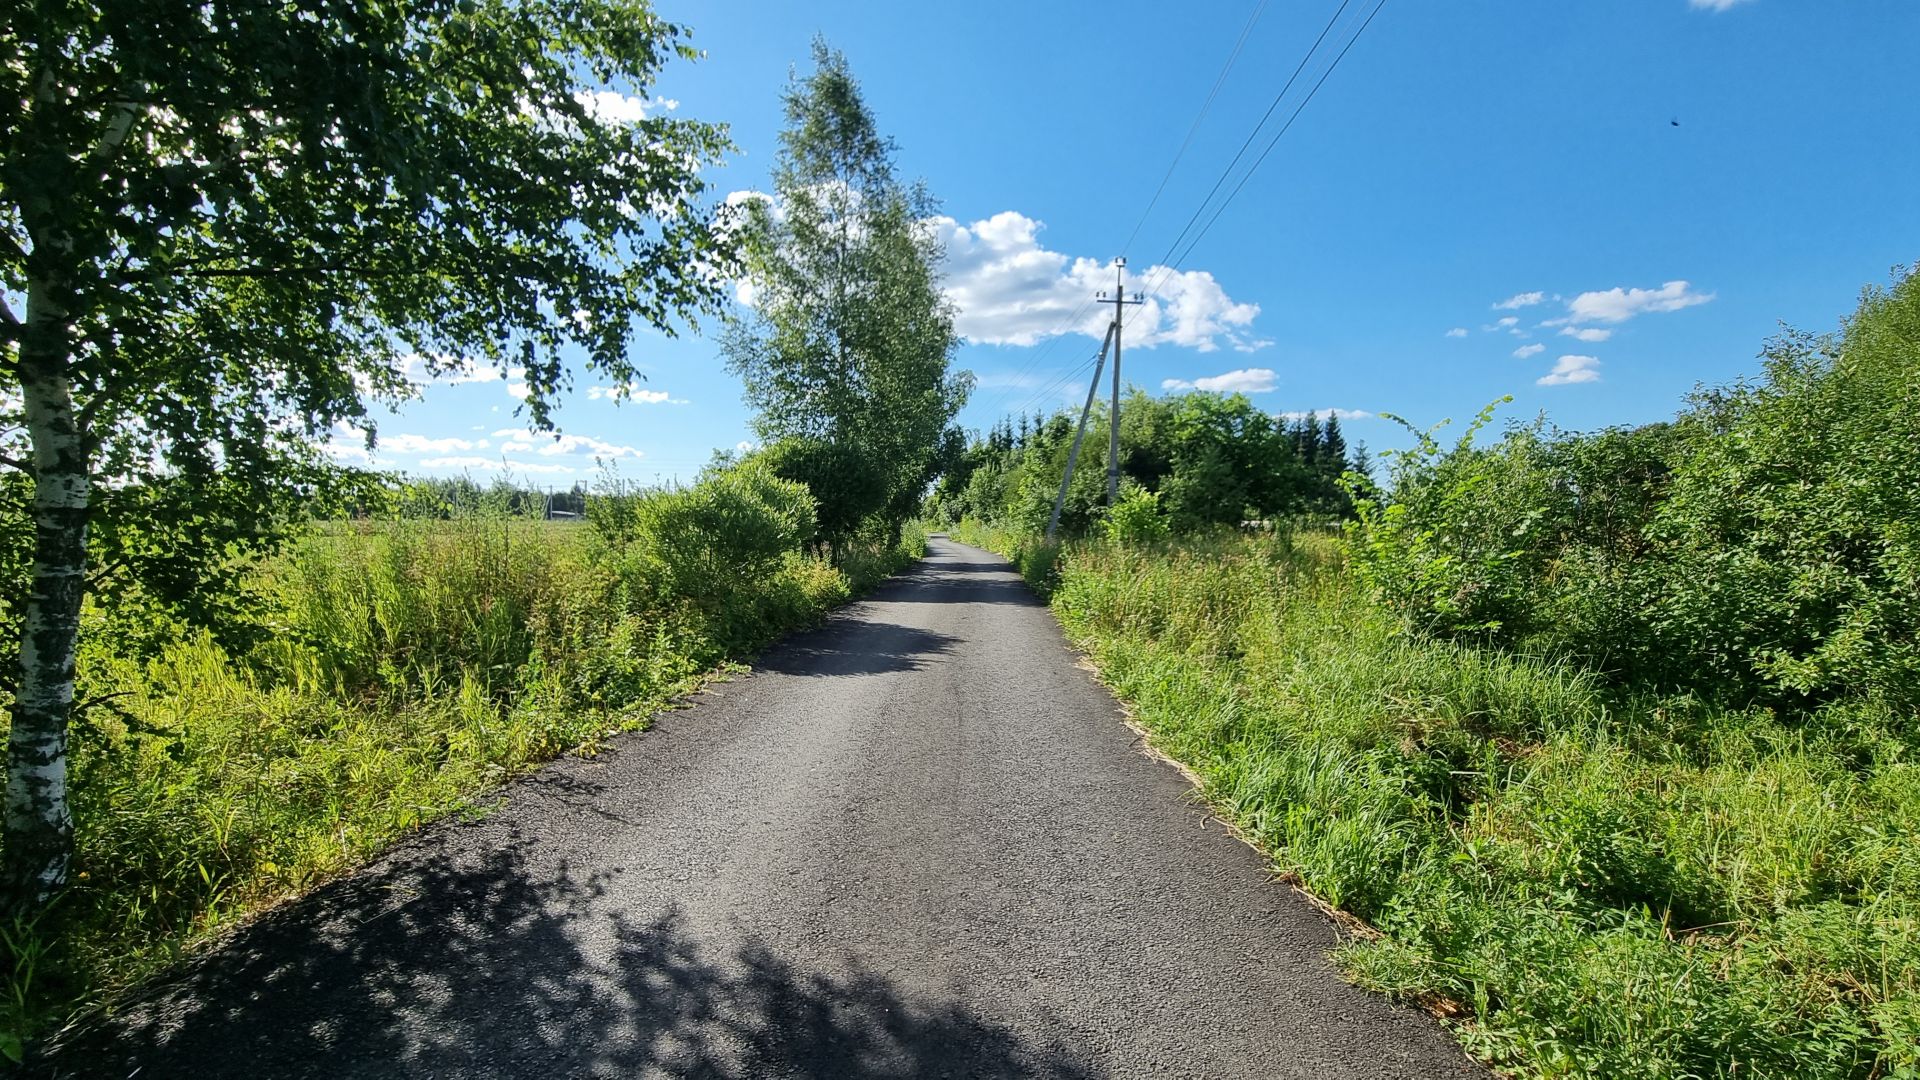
left=752, top=622, right=962, bottom=677
left=860, top=559, right=1043, bottom=610
left=33, top=842, right=1100, bottom=1079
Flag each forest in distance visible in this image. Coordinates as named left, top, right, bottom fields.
left=3, top=2, right=1917, bottom=1078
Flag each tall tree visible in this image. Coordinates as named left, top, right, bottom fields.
left=0, top=1, right=733, bottom=905
left=723, top=40, right=971, bottom=549
left=1321, top=414, right=1348, bottom=474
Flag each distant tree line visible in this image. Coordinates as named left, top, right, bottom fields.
left=928, top=390, right=1366, bottom=536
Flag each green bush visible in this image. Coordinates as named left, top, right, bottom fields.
left=629, top=461, right=818, bottom=605
left=1043, top=534, right=1920, bottom=1079
left=1, top=461, right=928, bottom=1046
left=1103, top=486, right=1169, bottom=545
left=1346, top=267, right=1920, bottom=714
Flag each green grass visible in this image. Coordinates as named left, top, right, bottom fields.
left=956, top=521, right=1920, bottom=1079
left=3, top=514, right=925, bottom=1048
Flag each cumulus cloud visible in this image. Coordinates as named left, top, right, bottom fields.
left=1161, top=367, right=1279, bottom=394
left=1514, top=343, right=1546, bottom=359
left=1445, top=327, right=1468, bottom=338
left=1561, top=326, right=1613, bottom=342
left=419, top=456, right=494, bottom=469
left=586, top=382, right=683, bottom=404
left=376, top=433, right=484, bottom=454
left=1538, top=355, right=1602, bottom=386
left=1566, top=280, right=1713, bottom=324
left=1493, top=291, right=1546, bottom=310
left=527, top=434, right=642, bottom=459
left=573, top=89, right=670, bottom=125
left=400, top=353, right=501, bottom=386
left=922, top=210, right=1265, bottom=353
left=504, top=367, right=530, bottom=400
left=1276, top=408, right=1373, bottom=421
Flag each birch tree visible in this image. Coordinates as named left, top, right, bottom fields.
left=723, top=40, right=970, bottom=551
left=0, top=0, right=734, bottom=906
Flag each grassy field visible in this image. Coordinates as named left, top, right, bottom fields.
left=3, top=511, right=923, bottom=1048
left=956, top=521, right=1920, bottom=1079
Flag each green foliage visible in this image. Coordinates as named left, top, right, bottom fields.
left=756, top=437, right=888, bottom=553
left=1, top=0, right=737, bottom=901
left=0, top=482, right=923, bottom=1045
left=1347, top=268, right=1920, bottom=713
left=626, top=462, right=817, bottom=607
left=1343, top=399, right=1536, bottom=637
left=934, top=390, right=1355, bottom=539
left=722, top=40, right=971, bottom=550
left=1103, top=487, right=1169, bottom=545
left=1042, top=533, right=1920, bottom=1079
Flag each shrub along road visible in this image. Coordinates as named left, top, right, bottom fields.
left=36, top=540, right=1481, bottom=1078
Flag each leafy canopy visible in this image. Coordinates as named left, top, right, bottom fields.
left=722, top=39, right=969, bottom=547
left=0, top=0, right=735, bottom=653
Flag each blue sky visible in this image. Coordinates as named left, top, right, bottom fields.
left=350, top=0, right=1920, bottom=486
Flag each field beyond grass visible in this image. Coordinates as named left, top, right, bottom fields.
left=2, top=512, right=924, bottom=1052
left=957, top=521, right=1920, bottom=1079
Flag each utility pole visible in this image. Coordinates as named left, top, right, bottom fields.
left=1045, top=322, right=1116, bottom=541
left=1095, top=257, right=1144, bottom=507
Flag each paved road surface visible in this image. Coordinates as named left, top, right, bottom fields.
left=37, top=539, right=1483, bottom=1079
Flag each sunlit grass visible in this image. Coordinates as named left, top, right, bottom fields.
left=2, top=514, right=925, bottom=1045
left=957, top=521, right=1920, bottom=1079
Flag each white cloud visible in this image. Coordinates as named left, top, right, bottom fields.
left=1276, top=408, right=1373, bottom=421
left=1493, top=291, right=1546, bottom=310
left=736, top=440, right=757, bottom=453
left=504, top=367, right=530, bottom=400
left=498, top=461, right=579, bottom=476
left=419, top=456, right=494, bottom=469
left=1565, top=280, right=1713, bottom=324
left=1161, top=367, right=1278, bottom=394
left=1690, top=0, right=1753, bottom=10
left=586, top=382, right=683, bottom=404
left=1538, top=355, right=1602, bottom=386
left=377, top=433, right=481, bottom=455
left=527, top=434, right=642, bottom=459
left=924, top=210, right=1264, bottom=352
left=574, top=90, right=655, bottom=125
left=401, top=353, right=500, bottom=386
left=1484, top=317, right=1520, bottom=331
left=1445, top=327, right=1468, bottom=338
left=1561, top=326, right=1613, bottom=342
left=1514, top=343, right=1546, bottom=359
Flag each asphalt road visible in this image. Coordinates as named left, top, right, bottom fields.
left=37, top=538, right=1483, bottom=1079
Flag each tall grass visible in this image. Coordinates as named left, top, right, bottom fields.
left=963, top=522, right=1920, bottom=1079
left=4, top=508, right=924, bottom=1047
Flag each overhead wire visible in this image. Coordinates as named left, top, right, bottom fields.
left=1123, top=0, right=1388, bottom=340
left=983, top=0, right=1391, bottom=425
left=976, top=0, right=1284, bottom=423
left=1117, top=0, right=1272, bottom=260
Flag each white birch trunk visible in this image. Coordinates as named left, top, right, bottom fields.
left=3, top=274, right=88, bottom=905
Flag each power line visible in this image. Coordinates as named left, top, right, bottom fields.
left=1118, top=0, right=1272, bottom=259
left=985, top=0, right=1391, bottom=427
left=1123, top=0, right=1388, bottom=339
left=1142, top=0, right=1357, bottom=279
left=976, top=2, right=1278, bottom=424
left=1166, top=0, right=1390, bottom=273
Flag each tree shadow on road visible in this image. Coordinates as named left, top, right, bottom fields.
left=861, top=560, right=1044, bottom=609
left=751, top=622, right=962, bottom=678
left=32, top=840, right=1101, bottom=1079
